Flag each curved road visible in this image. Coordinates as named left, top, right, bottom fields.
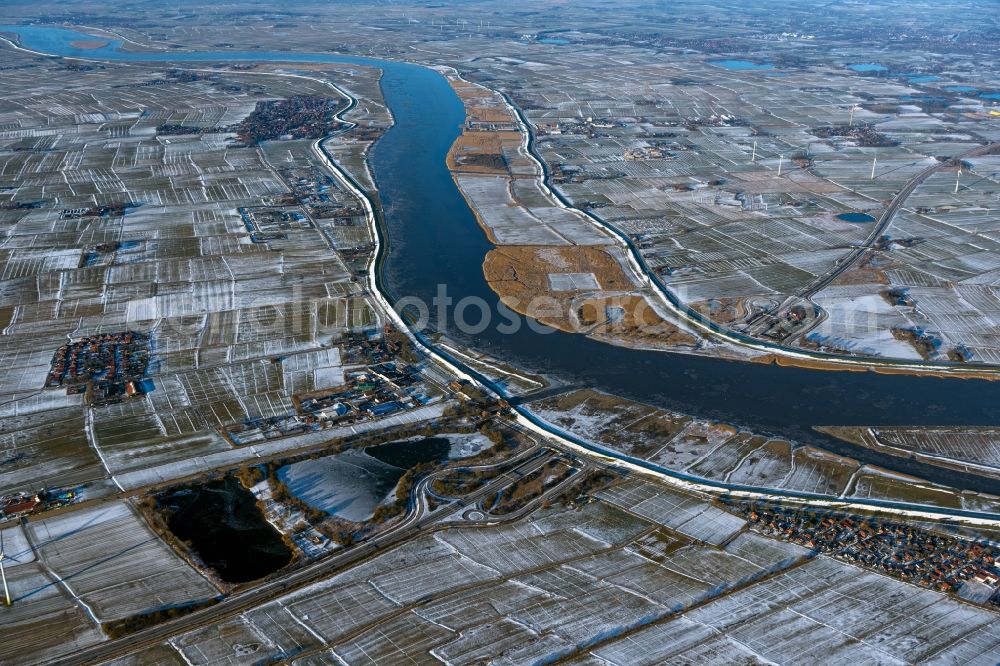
left=501, top=91, right=1000, bottom=376
left=803, top=141, right=999, bottom=298
left=4, top=30, right=1000, bottom=664
left=42, top=441, right=558, bottom=666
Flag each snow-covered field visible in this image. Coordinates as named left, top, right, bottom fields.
left=278, top=448, right=404, bottom=522
left=136, top=490, right=1000, bottom=665
left=0, top=501, right=219, bottom=664
left=26, top=501, right=219, bottom=623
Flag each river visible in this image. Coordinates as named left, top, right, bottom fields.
left=4, top=25, right=1000, bottom=497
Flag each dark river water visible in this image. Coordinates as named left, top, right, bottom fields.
left=5, top=26, right=1000, bottom=496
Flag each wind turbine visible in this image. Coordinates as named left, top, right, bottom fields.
left=0, top=531, right=10, bottom=606
left=777, top=154, right=784, bottom=176
left=955, top=167, right=962, bottom=194
left=751, top=140, right=757, bottom=163
left=871, top=151, right=878, bottom=180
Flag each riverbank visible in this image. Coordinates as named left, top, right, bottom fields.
left=6, top=24, right=1000, bottom=515
left=751, top=351, right=1000, bottom=381
left=529, top=388, right=1000, bottom=519
left=437, top=66, right=1000, bottom=381
left=817, top=425, right=1000, bottom=482
left=439, top=70, right=705, bottom=354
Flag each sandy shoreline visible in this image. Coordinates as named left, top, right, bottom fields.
left=68, top=39, right=108, bottom=49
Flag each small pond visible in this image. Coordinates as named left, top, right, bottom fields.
left=278, top=437, right=456, bottom=521
left=710, top=59, right=775, bottom=71
left=849, top=63, right=888, bottom=73
left=837, top=212, right=876, bottom=223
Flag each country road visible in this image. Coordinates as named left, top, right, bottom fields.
left=801, top=141, right=999, bottom=298
left=40, top=443, right=557, bottom=666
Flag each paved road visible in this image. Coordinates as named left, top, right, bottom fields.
left=45, top=516, right=418, bottom=666
left=506, top=92, right=1000, bottom=374
left=44, top=443, right=555, bottom=666
left=802, top=142, right=998, bottom=298
left=732, top=142, right=997, bottom=341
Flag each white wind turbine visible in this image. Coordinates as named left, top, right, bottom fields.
left=0, top=530, right=10, bottom=606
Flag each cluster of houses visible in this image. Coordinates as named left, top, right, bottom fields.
left=0, top=488, right=77, bottom=520
left=45, top=331, right=153, bottom=405
left=734, top=502, right=1000, bottom=602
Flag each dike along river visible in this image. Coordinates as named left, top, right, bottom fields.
left=6, top=26, right=1000, bottom=494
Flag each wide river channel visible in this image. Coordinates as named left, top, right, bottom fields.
left=5, top=26, right=1000, bottom=497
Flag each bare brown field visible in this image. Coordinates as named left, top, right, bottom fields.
left=483, top=245, right=697, bottom=347
left=581, top=294, right=697, bottom=348
left=446, top=130, right=521, bottom=174
left=830, top=264, right=890, bottom=286
left=688, top=297, right=748, bottom=327
left=445, top=77, right=521, bottom=175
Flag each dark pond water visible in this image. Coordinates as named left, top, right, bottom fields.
left=158, top=476, right=292, bottom=583
left=837, top=212, right=876, bottom=223
left=365, top=436, right=453, bottom=468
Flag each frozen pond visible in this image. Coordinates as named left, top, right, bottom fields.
left=709, top=59, right=774, bottom=71
left=278, top=435, right=487, bottom=521
left=279, top=449, right=408, bottom=522
left=849, top=63, right=888, bottom=72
